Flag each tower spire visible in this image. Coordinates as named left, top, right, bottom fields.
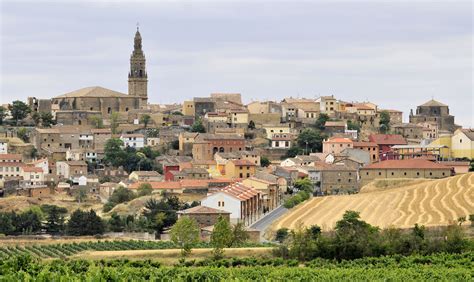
left=128, top=26, right=148, bottom=107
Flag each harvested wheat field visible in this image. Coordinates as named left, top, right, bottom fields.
left=273, top=173, right=474, bottom=231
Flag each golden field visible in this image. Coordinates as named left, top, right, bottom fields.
left=273, top=173, right=474, bottom=231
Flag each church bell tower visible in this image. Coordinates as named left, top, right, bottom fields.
left=128, top=26, right=148, bottom=107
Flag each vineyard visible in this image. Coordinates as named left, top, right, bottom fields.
left=0, top=252, right=472, bottom=280
left=274, top=173, right=474, bottom=231
left=0, top=240, right=269, bottom=259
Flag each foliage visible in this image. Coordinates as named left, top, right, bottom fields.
left=41, top=205, right=67, bottom=235
left=110, top=112, right=120, bottom=134
left=17, top=127, right=29, bottom=143
left=103, top=138, right=127, bottom=167
left=40, top=112, right=55, bottom=127
left=170, top=216, right=200, bottom=257
left=231, top=222, right=249, bottom=247
left=103, top=138, right=160, bottom=172
left=260, top=156, right=270, bottom=167
left=88, top=115, right=103, bottom=129
left=248, top=120, right=256, bottom=130
left=190, top=119, right=206, bottom=133
left=284, top=179, right=313, bottom=208
left=296, top=128, right=326, bottom=154
left=469, top=160, right=474, bottom=172
left=0, top=210, right=42, bottom=235
left=103, top=186, right=137, bottom=212
left=379, top=111, right=391, bottom=133
left=66, top=209, right=105, bottom=236
left=137, top=183, right=153, bottom=197
left=275, top=228, right=289, bottom=243
left=0, top=106, right=6, bottom=125
left=140, top=114, right=151, bottom=128
left=9, top=100, right=31, bottom=125
left=284, top=146, right=303, bottom=158
left=314, top=113, right=330, bottom=130
left=31, top=112, right=41, bottom=126
left=210, top=216, right=233, bottom=258
left=347, top=119, right=361, bottom=132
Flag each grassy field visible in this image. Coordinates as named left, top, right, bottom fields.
left=273, top=173, right=474, bottom=232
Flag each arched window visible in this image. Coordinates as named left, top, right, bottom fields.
left=107, top=107, right=111, bottom=114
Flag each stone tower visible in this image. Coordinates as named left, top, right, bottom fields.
left=128, top=27, right=148, bottom=107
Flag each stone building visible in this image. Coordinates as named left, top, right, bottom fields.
left=393, top=123, right=424, bottom=140
left=192, top=134, right=246, bottom=161
left=50, top=28, right=148, bottom=119
left=409, top=99, right=459, bottom=132
left=177, top=205, right=231, bottom=228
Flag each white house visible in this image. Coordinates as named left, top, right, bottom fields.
left=27, top=158, right=49, bottom=175
left=270, top=134, right=293, bottom=148
left=201, top=182, right=261, bottom=225
left=20, top=166, right=45, bottom=188
left=120, top=134, right=145, bottom=149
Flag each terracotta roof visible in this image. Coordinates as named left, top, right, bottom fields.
left=0, top=162, right=23, bottom=167
left=0, top=154, right=22, bottom=160
left=363, top=159, right=451, bottom=170
left=324, top=137, right=353, bottom=144
left=369, top=134, right=407, bottom=145
left=22, top=166, right=43, bottom=173
left=230, top=159, right=257, bottom=166
left=177, top=205, right=230, bottom=215
left=245, top=177, right=276, bottom=185
left=353, top=141, right=377, bottom=147
left=219, top=182, right=259, bottom=201
left=180, top=179, right=210, bottom=188
left=128, top=181, right=182, bottom=190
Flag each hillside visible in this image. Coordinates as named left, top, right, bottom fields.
left=273, top=173, right=474, bottom=231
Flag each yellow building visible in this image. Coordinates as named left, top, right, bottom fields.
left=224, top=160, right=257, bottom=179
left=242, top=177, right=280, bottom=212
left=429, top=134, right=452, bottom=159
left=451, top=129, right=474, bottom=159
left=263, top=124, right=292, bottom=139
left=182, top=100, right=195, bottom=116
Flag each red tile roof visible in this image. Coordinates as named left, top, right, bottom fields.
left=369, top=134, right=407, bottom=145
left=177, top=205, right=230, bottom=215
left=128, top=181, right=182, bottom=190
left=0, top=154, right=22, bottom=161
left=363, top=159, right=451, bottom=170
left=22, top=166, right=43, bottom=173
left=220, top=182, right=259, bottom=201
left=353, top=141, right=377, bottom=147
left=230, top=159, right=257, bottom=166
left=325, top=137, right=353, bottom=143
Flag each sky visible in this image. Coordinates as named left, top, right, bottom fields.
left=1, top=0, right=473, bottom=126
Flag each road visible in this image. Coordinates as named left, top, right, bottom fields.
left=250, top=205, right=288, bottom=232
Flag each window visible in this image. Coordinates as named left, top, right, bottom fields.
left=429, top=172, right=432, bottom=176
left=247, top=173, right=250, bottom=178
left=391, top=172, right=394, bottom=176
left=378, top=172, right=381, bottom=176
left=239, top=173, right=243, bottom=178
left=417, top=172, right=420, bottom=176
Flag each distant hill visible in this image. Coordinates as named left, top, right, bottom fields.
left=273, top=173, right=474, bottom=231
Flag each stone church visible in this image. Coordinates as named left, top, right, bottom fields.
left=49, top=28, right=148, bottom=121
left=409, top=99, right=460, bottom=133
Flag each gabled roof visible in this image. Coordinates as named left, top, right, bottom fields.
left=230, top=159, right=257, bottom=166
left=177, top=205, right=230, bottom=215
left=22, top=166, right=43, bottom=173
left=324, top=137, right=353, bottom=144
left=55, top=86, right=130, bottom=98
left=362, top=159, right=450, bottom=170
left=420, top=99, right=448, bottom=107
left=0, top=154, right=22, bottom=161
left=219, top=182, right=259, bottom=201
left=458, top=129, right=474, bottom=141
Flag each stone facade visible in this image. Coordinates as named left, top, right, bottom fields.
left=128, top=28, right=148, bottom=107
left=409, top=99, right=458, bottom=132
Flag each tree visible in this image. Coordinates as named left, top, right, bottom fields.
left=140, top=114, right=151, bottom=129
left=469, top=160, right=474, bottom=172
left=40, top=112, right=54, bottom=127
left=75, top=187, right=88, bottom=203
left=230, top=222, right=249, bottom=246
left=314, top=113, right=330, bottom=130
left=67, top=209, right=105, bottom=236
left=9, top=100, right=31, bottom=125
left=210, top=216, right=233, bottom=258
left=110, top=112, right=120, bottom=134
left=137, top=183, right=153, bottom=197
left=275, top=228, right=289, bottom=243
left=108, top=213, right=125, bottom=232
left=41, top=205, right=67, bottom=235
left=190, top=119, right=206, bottom=133
left=89, top=115, right=103, bottom=129
left=379, top=111, right=391, bottom=134
left=31, top=112, right=41, bottom=126
left=347, top=120, right=361, bottom=132
left=294, top=178, right=313, bottom=193
left=297, top=129, right=326, bottom=154
left=260, top=156, right=270, bottom=167
left=103, top=138, right=126, bottom=167
left=0, top=106, right=7, bottom=125
left=248, top=120, right=256, bottom=130
left=285, top=146, right=303, bottom=158
left=170, top=216, right=200, bottom=257
left=103, top=186, right=136, bottom=212
left=17, top=128, right=29, bottom=143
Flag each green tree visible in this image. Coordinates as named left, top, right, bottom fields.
left=260, top=156, right=271, bottom=167
left=314, top=113, right=330, bottom=130
left=9, top=100, right=31, bottom=125
left=17, top=127, right=29, bottom=143
left=0, top=106, right=7, bottom=125
left=210, top=216, right=233, bottom=258
left=285, top=146, right=303, bottom=158
left=248, top=120, right=256, bottom=130
left=140, top=114, right=151, bottom=129
left=469, top=160, right=474, bottom=172
left=40, top=112, right=54, bottom=127
left=31, top=112, right=41, bottom=126
left=103, top=138, right=126, bottom=167
left=89, top=115, right=103, bottom=129
left=231, top=222, right=249, bottom=246
left=294, top=178, right=313, bottom=193
left=67, top=209, right=105, bottom=236
left=275, top=228, right=289, bottom=243
left=137, top=183, right=153, bottom=197
left=103, top=186, right=136, bottom=212
left=379, top=111, right=391, bottom=134
left=110, top=112, right=120, bottom=134
left=190, top=119, right=206, bottom=133
left=75, top=187, right=88, bottom=203
left=42, top=205, right=67, bottom=235
left=170, top=216, right=200, bottom=257
left=347, top=120, right=361, bottom=132
left=297, top=129, right=326, bottom=154
left=108, top=213, right=125, bottom=232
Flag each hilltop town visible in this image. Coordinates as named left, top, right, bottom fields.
left=0, top=29, right=473, bottom=243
